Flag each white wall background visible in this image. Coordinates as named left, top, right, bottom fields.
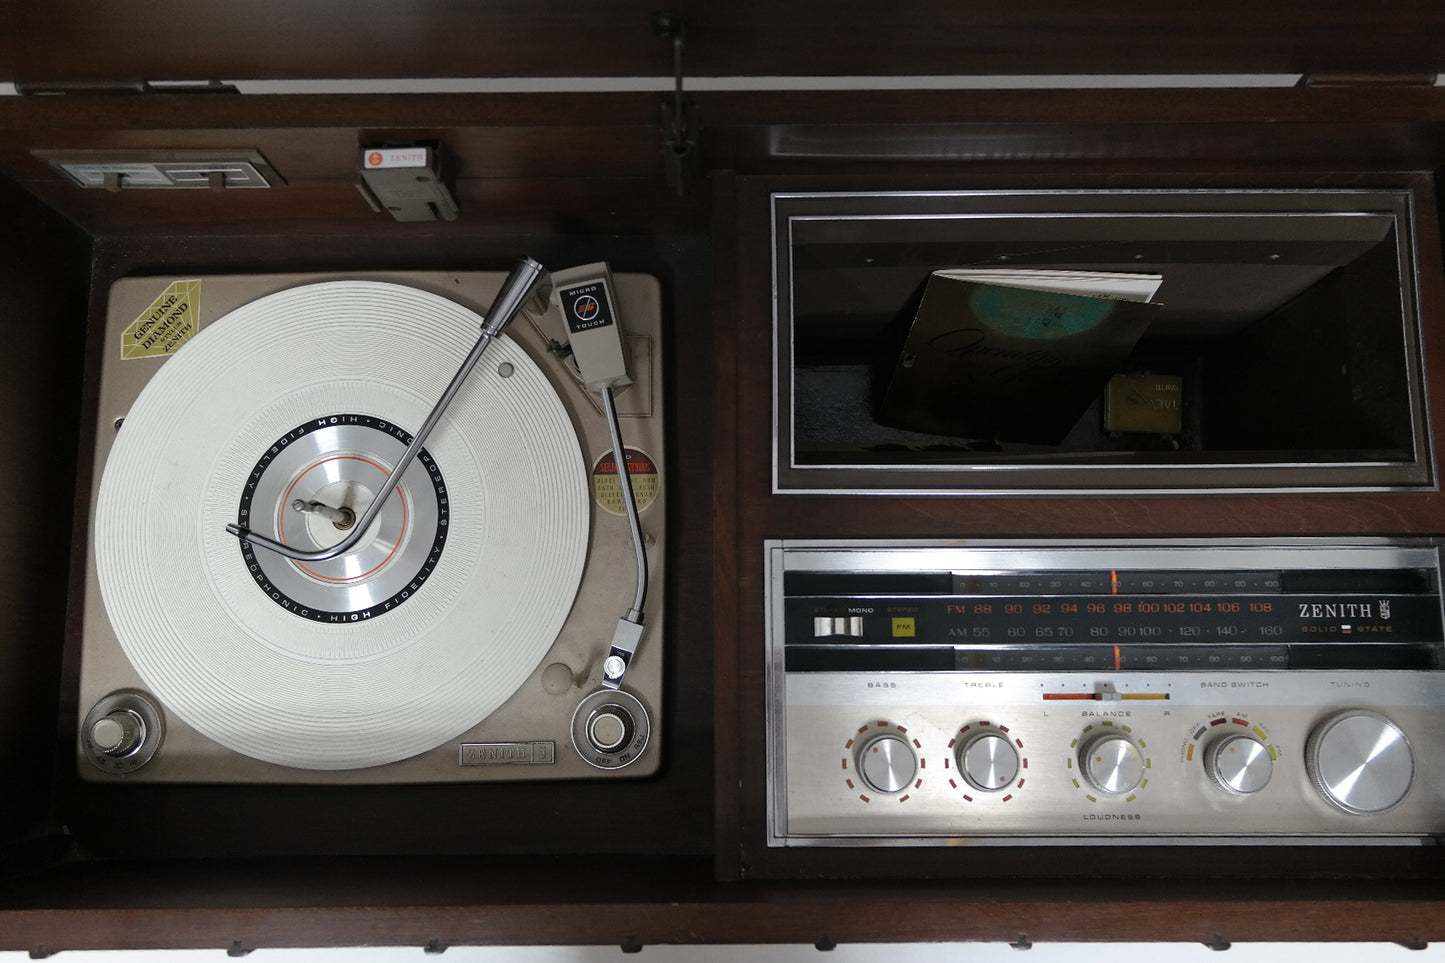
left=2, top=942, right=1441, bottom=962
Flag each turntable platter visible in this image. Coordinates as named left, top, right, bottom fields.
left=93, top=281, right=590, bottom=770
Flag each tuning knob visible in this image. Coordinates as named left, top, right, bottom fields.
left=856, top=733, right=917, bottom=795
left=1204, top=734, right=1273, bottom=795
left=957, top=731, right=1020, bottom=792
left=1080, top=733, right=1144, bottom=795
left=1306, top=710, right=1414, bottom=815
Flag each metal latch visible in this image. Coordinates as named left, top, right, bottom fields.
left=356, top=144, right=459, bottom=222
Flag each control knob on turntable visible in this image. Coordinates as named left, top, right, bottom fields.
left=572, top=688, right=651, bottom=770
left=81, top=691, right=164, bottom=773
left=90, top=710, right=143, bottom=756
left=1305, top=710, right=1415, bottom=815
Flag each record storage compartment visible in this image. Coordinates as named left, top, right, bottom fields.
left=7, top=5, right=1445, bottom=952
left=775, top=188, right=1433, bottom=493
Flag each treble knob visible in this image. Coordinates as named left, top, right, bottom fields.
left=1306, top=710, right=1415, bottom=815
left=956, top=731, right=1020, bottom=793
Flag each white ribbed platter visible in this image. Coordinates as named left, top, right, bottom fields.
left=93, top=281, right=589, bottom=770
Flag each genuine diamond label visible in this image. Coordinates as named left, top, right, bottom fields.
left=122, top=279, right=201, bottom=359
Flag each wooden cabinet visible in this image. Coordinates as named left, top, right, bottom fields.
left=3, top=3, right=1445, bottom=953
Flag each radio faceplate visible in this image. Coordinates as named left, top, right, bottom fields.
left=766, top=539, right=1445, bottom=846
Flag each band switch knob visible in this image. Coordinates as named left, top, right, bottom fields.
left=1204, top=734, right=1273, bottom=795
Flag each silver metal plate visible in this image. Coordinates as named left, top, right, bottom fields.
left=766, top=538, right=1445, bottom=846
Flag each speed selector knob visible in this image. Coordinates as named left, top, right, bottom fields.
left=82, top=690, right=164, bottom=774
left=1204, top=735, right=1273, bottom=795
left=1080, top=734, right=1144, bottom=795
left=90, top=710, right=145, bottom=757
left=1306, top=710, right=1415, bottom=815
left=957, top=732, right=1020, bottom=792
left=857, top=733, right=917, bottom=795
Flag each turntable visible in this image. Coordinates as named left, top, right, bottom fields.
left=76, top=261, right=666, bottom=783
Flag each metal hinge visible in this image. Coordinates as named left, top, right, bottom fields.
left=1299, top=73, right=1439, bottom=87
left=14, top=79, right=239, bottom=96
left=652, top=12, right=699, bottom=196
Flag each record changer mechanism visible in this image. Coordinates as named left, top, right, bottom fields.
left=78, top=261, right=666, bottom=783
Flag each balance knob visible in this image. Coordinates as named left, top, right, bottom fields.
left=1080, top=733, right=1144, bottom=795
left=957, top=731, right=1020, bottom=792
left=856, top=733, right=917, bottom=795
left=1204, top=734, right=1273, bottom=795
left=89, top=709, right=145, bottom=757
left=1306, top=710, right=1415, bottom=815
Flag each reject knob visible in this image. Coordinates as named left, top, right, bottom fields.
left=1204, top=734, right=1273, bottom=795
left=571, top=688, right=651, bottom=771
left=585, top=705, right=634, bottom=753
left=856, top=733, right=917, bottom=795
left=1080, top=733, right=1144, bottom=795
left=1306, top=710, right=1415, bottom=815
left=957, top=731, right=1020, bottom=792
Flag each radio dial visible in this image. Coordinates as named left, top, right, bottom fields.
left=857, top=733, right=917, bottom=795
left=1203, top=734, right=1273, bottom=795
left=1080, top=733, right=1144, bottom=795
left=957, top=731, right=1020, bottom=792
left=1306, top=710, right=1414, bottom=815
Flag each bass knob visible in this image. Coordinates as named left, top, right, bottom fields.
left=856, top=733, right=917, bottom=795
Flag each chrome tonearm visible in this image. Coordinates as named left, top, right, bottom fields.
left=224, top=257, right=548, bottom=562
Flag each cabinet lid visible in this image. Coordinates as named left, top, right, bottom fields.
left=4, top=1, right=1442, bottom=90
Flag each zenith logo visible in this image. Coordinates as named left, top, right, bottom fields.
left=1296, top=600, right=1391, bottom=620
